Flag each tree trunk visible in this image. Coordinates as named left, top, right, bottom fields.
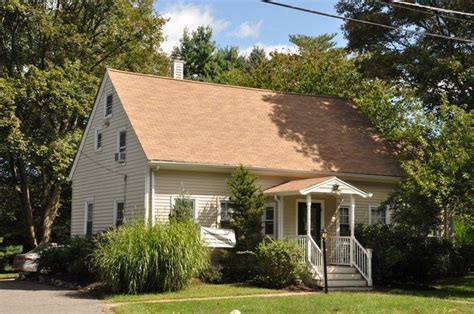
left=39, top=183, right=61, bottom=244
left=10, top=157, right=38, bottom=248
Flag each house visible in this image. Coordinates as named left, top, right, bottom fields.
left=68, top=61, right=401, bottom=288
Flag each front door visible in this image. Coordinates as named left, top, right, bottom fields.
left=297, top=202, right=322, bottom=245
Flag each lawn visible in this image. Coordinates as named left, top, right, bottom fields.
left=106, top=282, right=286, bottom=303
left=110, top=274, right=474, bottom=313
left=114, top=292, right=474, bottom=313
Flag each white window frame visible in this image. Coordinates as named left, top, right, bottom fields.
left=337, top=204, right=351, bottom=237
left=369, top=205, right=389, bottom=225
left=95, top=128, right=103, bottom=152
left=84, top=199, right=94, bottom=236
left=262, top=203, right=276, bottom=237
left=104, top=93, right=113, bottom=118
left=218, top=197, right=232, bottom=224
left=116, top=127, right=127, bottom=163
left=171, top=195, right=198, bottom=221
left=114, top=200, right=125, bottom=227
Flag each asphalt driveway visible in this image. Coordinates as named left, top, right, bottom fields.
left=0, top=279, right=108, bottom=314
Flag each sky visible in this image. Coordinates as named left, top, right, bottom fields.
left=154, top=0, right=346, bottom=55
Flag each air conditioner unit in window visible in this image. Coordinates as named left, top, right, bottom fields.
left=115, top=152, right=126, bottom=163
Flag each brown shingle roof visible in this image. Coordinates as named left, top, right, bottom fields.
left=264, top=177, right=333, bottom=194
left=108, top=69, right=401, bottom=177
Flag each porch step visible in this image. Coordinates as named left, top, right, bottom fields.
left=327, top=266, right=358, bottom=274
left=327, top=273, right=362, bottom=280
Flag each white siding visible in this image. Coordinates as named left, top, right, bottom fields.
left=70, top=75, right=147, bottom=236
left=152, top=169, right=397, bottom=233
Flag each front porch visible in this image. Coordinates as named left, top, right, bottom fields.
left=264, top=176, right=374, bottom=288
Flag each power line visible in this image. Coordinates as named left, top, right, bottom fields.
left=381, top=0, right=473, bottom=24
left=261, top=0, right=474, bottom=44
left=81, top=152, right=127, bottom=178
left=391, top=1, right=474, bottom=18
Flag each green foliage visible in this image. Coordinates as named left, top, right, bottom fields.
left=0, top=0, right=168, bottom=247
left=37, top=236, right=96, bottom=277
left=355, top=224, right=471, bottom=285
left=253, top=238, right=305, bottom=288
left=227, top=165, right=265, bottom=251
left=336, top=1, right=473, bottom=111
left=169, top=190, right=193, bottom=222
left=92, top=221, right=209, bottom=294
left=199, top=264, right=223, bottom=284
left=0, top=236, right=22, bottom=272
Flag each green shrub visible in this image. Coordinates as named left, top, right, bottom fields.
left=253, top=238, right=305, bottom=288
left=92, top=221, right=209, bottom=294
left=37, top=236, right=96, bottom=276
left=0, top=236, right=22, bottom=272
left=355, top=224, right=472, bottom=285
left=199, top=264, right=223, bottom=284
left=170, top=191, right=193, bottom=222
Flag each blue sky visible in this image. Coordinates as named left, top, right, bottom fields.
left=154, top=0, right=345, bottom=55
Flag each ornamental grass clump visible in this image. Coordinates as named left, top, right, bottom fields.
left=92, top=221, right=208, bottom=294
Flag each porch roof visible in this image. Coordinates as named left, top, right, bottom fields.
left=263, top=176, right=372, bottom=198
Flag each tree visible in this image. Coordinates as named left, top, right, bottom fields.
left=0, top=1, right=168, bottom=248
left=336, top=1, right=474, bottom=111
left=170, top=190, right=193, bottom=223
left=171, top=26, right=218, bottom=80
left=227, top=165, right=265, bottom=251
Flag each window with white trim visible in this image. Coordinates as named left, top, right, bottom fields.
left=219, top=200, right=232, bottom=223
left=173, top=197, right=197, bottom=220
left=95, top=128, right=103, bottom=151
left=370, top=205, right=387, bottom=225
left=115, top=201, right=124, bottom=227
left=85, top=201, right=93, bottom=237
left=116, top=128, right=126, bottom=162
left=263, top=205, right=275, bottom=236
left=339, top=206, right=350, bottom=236
left=105, top=94, right=113, bottom=117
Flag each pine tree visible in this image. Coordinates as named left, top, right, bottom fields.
left=170, top=190, right=193, bottom=223
left=227, top=165, right=265, bottom=251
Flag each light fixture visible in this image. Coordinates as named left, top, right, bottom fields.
left=320, top=227, right=327, bottom=240
left=332, top=183, right=341, bottom=196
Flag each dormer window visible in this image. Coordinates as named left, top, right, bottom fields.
left=105, top=94, right=113, bottom=118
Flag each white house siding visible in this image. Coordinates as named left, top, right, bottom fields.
left=152, top=169, right=287, bottom=227
left=152, top=169, right=397, bottom=236
left=70, top=75, right=147, bottom=236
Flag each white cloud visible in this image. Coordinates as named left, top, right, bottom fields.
left=161, top=3, right=231, bottom=54
left=231, top=20, right=263, bottom=38
left=240, top=43, right=297, bottom=57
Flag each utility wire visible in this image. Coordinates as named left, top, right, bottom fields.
left=261, top=0, right=474, bottom=44
left=81, top=152, right=127, bottom=177
left=381, top=0, right=473, bottom=23
left=391, top=1, right=474, bottom=18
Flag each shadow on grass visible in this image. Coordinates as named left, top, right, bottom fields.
left=377, top=273, right=474, bottom=302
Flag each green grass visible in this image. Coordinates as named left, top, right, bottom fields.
left=0, top=272, right=18, bottom=279
left=114, top=292, right=474, bottom=313
left=383, top=273, right=474, bottom=302
left=106, top=282, right=286, bottom=303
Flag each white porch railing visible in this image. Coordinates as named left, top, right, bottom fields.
left=352, top=237, right=373, bottom=286
left=288, top=235, right=323, bottom=279
left=327, top=236, right=351, bottom=265
left=289, top=235, right=373, bottom=287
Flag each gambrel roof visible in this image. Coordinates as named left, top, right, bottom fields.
left=105, top=69, right=401, bottom=177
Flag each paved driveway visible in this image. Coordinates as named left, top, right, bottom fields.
left=0, top=279, right=108, bottom=314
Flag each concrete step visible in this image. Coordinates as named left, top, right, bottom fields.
left=327, top=273, right=362, bottom=280
left=327, top=266, right=357, bottom=274
left=327, top=279, right=367, bottom=287
left=328, top=286, right=373, bottom=291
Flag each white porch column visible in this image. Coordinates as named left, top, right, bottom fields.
left=306, top=194, right=312, bottom=236
left=278, top=196, right=284, bottom=239
left=350, top=194, right=355, bottom=266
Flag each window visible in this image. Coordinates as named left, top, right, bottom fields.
left=339, top=206, right=350, bottom=236
left=219, top=200, right=232, bottom=222
left=116, top=128, right=126, bottom=162
left=263, top=205, right=275, bottom=236
left=95, top=129, right=103, bottom=151
left=105, top=94, right=113, bottom=117
left=115, top=201, right=124, bottom=227
left=173, top=197, right=197, bottom=220
left=370, top=206, right=387, bottom=225
left=85, top=201, right=93, bottom=237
